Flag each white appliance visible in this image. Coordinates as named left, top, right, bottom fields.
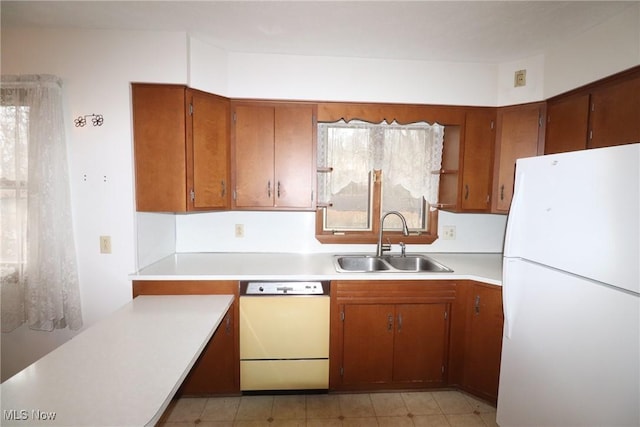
left=497, top=143, right=640, bottom=427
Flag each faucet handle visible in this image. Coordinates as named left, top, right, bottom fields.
left=399, top=242, right=406, bottom=257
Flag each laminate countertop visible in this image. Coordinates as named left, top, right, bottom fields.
left=130, top=252, right=503, bottom=286
left=0, top=295, right=234, bottom=426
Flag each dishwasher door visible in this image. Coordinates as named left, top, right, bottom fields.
left=239, top=294, right=330, bottom=391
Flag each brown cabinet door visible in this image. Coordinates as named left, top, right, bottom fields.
left=274, top=106, right=315, bottom=209
left=132, top=84, right=187, bottom=212
left=464, top=284, right=503, bottom=403
left=393, top=304, right=448, bottom=384
left=545, top=94, right=590, bottom=154
left=493, top=103, right=544, bottom=212
left=341, top=304, right=394, bottom=385
left=461, top=109, right=495, bottom=211
left=233, top=105, right=275, bottom=208
left=189, top=90, right=230, bottom=210
left=589, top=75, right=640, bottom=148
left=180, top=304, right=238, bottom=395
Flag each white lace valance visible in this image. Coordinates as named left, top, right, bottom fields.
left=317, top=119, right=444, bottom=206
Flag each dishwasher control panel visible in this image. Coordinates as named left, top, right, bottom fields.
left=241, top=281, right=329, bottom=295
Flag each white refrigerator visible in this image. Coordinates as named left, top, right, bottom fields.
left=497, top=143, right=640, bottom=427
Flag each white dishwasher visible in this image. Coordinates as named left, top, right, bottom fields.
left=239, top=281, right=330, bottom=391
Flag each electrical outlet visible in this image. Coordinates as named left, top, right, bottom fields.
left=441, top=226, right=456, bottom=240
left=100, top=235, right=112, bottom=254
left=235, top=224, right=244, bottom=238
left=514, top=69, right=527, bottom=87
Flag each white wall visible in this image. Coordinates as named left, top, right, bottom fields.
left=543, top=2, right=640, bottom=98
left=1, top=28, right=189, bottom=381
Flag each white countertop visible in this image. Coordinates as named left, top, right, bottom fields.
left=0, top=295, right=234, bottom=427
left=131, top=252, right=503, bottom=286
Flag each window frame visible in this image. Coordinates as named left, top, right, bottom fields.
left=313, top=102, right=466, bottom=245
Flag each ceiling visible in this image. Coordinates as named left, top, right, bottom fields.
left=1, top=1, right=636, bottom=63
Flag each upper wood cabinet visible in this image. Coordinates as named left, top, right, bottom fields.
left=545, top=93, right=590, bottom=154
left=544, top=67, right=640, bottom=154
left=461, top=109, right=495, bottom=211
left=492, top=102, right=545, bottom=213
left=437, top=108, right=494, bottom=213
left=231, top=102, right=316, bottom=210
left=589, top=73, right=640, bottom=148
left=132, top=84, right=230, bottom=212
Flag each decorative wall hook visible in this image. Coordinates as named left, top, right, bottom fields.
left=74, top=114, right=104, bottom=127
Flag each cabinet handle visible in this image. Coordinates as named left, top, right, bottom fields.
left=387, top=314, right=393, bottom=331
left=465, top=184, right=469, bottom=200
left=267, top=180, right=271, bottom=198
left=398, top=313, right=403, bottom=332
left=500, top=185, right=505, bottom=201
left=221, top=180, right=226, bottom=197
left=277, top=181, right=281, bottom=198
left=474, top=295, right=481, bottom=315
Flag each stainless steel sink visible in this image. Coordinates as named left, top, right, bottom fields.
left=334, top=254, right=453, bottom=273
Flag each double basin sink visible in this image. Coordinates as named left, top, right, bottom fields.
left=334, top=254, right=453, bottom=273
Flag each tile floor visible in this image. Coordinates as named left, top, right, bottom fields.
left=157, top=390, right=497, bottom=427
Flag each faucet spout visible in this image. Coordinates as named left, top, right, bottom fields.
left=376, top=211, right=410, bottom=257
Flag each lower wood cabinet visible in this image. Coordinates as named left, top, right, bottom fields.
left=449, top=280, right=503, bottom=404
left=331, top=280, right=504, bottom=404
left=132, top=280, right=240, bottom=395
left=331, top=280, right=455, bottom=391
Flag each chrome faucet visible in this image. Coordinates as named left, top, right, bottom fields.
left=376, top=211, right=410, bottom=256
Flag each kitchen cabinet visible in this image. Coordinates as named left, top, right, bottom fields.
left=132, top=280, right=240, bottom=395
left=492, top=102, right=544, bottom=213
left=231, top=102, right=316, bottom=210
left=437, top=109, right=494, bottom=213
left=461, top=109, right=495, bottom=211
left=545, top=93, right=590, bottom=154
left=331, top=281, right=454, bottom=391
left=132, top=84, right=230, bottom=212
left=545, top=68, right=640, bottom=154
left=588, top=73, right=640, bottom=149
left=461, top=282, right=503, bottom=404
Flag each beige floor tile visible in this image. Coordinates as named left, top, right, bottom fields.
left=461, top=394, right=495, bottom=414
left=446, top=413, right=486, bottom=427
left=306, top=394, right=341, bottom=419
left=339, top=393, right=376, bottom=418
left=157, top=422, right=194, bottom=427
left=370, top=393, right=409, bottom=417
left=307, top=418, right=343, bottom=426
left=479, top=411, right=498, bottom=427
left=432, top=392, right=473, bottom=415
left=412, top=413, right=451, bottom=427
left=201, top=397, right=241, bottom=421
left=269, top=419, right=306, bottom=427
left=342, top=417, right=380, bottom=426
left=272, top=395, right=307, bottom=419
left=197, top=422, right=234, bottom=427
left=401, top=391, right=442, bottom=416
left=164, top=397, right=207, bottom=423
left=376, top=415, right=414, bottom=426
left=235, top=395, right=274, bottom=421
left=232, top=420, right=271, bottom=427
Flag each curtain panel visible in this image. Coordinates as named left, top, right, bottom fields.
left=1, top=75, right=82, bottom=332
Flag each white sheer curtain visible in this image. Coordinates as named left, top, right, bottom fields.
left=1, top=75, right=82, bottom=333
left=317, top=119, right=444, bottom=206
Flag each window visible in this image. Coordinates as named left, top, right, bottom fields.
left=316, top=120, right=444, bottom=244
